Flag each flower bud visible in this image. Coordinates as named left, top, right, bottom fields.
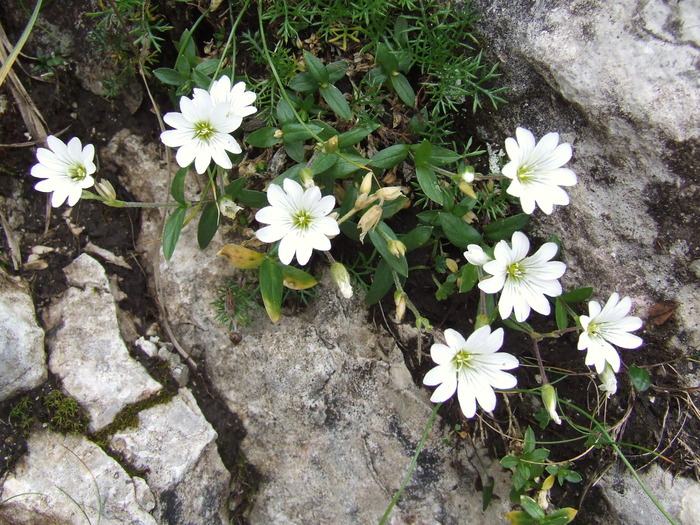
left=358, top=204, right=383, bottom=242
left=218, top=195, right=242, bottom=219
left=330, top=262, right=353, bottom=299
left=394, top=290, right=407, bottom=322
left=322, top=135, right=339, bottom=154
left=599, top=364, right=617, bottom=398
left=95, top=179, right=117, bottom=202
left=299, top=168, right=315, bottom=189
left=445, top=258, right=459, bottom=274
left=541, top=384, right=562, bottom=425
left=459, top=165, right=475, bottom=183
left=464, top=244, right=491, bottom=267
left=388, top=240, right=406, bottom=257
left=273, top=129, right=285, bottom=139
left=359, top=172, right=373, bottom=196
left=374, top=186, right=403, bottom=201
left=474, top=314, right=490, bottom=330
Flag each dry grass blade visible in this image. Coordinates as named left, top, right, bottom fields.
left=0, top=209, right=21, bottom=270
left=0, top=21, right=47, bottom=143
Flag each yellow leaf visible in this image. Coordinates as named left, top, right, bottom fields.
left=542, top=474, right=555, bottom=491
left=216, top=244, right=265, bottom=269
left=281, top=265, right=318, bottom=290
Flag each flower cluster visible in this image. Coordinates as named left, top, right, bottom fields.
left=161, top=75, right=256, bottom=174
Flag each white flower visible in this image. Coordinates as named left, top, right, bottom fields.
left=161, top=89, right=242, bottom=174
left=31, top=135, right=96, bottom=207
left=578, top=292, right=643, bottom=374
left=479, top=232, right=566, bottom=322
left=423, top=326, right=518, bottom=418
left=464, top=244, right=492, bottom=267
left=598, top=364, right=618, bottom=398
left=200, top=75, right=257, bottom=121
left=502, top=127, right=577, bottom=215
left=255, top=179, right=339, bottom=265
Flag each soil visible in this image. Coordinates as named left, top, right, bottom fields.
left=1, top=2, right=698, bottom=524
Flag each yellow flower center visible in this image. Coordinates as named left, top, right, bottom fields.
left=69, top=164, right=87, bottom=181
left=517, top=164, right=534, bottom=183
left=194, top=121, right=216, bottom=142
left=506, top=261, right=524, bottom=280
left=292, top=210, right=313, bottom=230
left=452, top=349, right=474, bottom=372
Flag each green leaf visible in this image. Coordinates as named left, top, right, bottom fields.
left=303, top=51, right=329, bottom=84
left=630, top=365, right=651, bottom=392
left=338, top=125, right=377, bottom=148
left=460, top=264, right=479, bottom=293
left=501, top=319, right=530, bottom=333
left=504, top=510, right=537, bottom=525
left=310, top=152, right=338, bottom=174
left=369, top=222, right=408, bottom=277
left=259, top=258, right=283, bottom=323
left=389, top=73, right=415, bottom=106
left=370, top=144, right=409, bottom=169
left=381, top=196, right=409, bottom=220
left=282, top=122, right=322, bottom=143
left=192, top=68, right=212, bottom=89
left=482, top=476, right=495, bottom=512
left=195, top=59, right=219, bottom=76
left=276, top=98, right=296, bottom=125
left=399, top=226, right=432, bottom=251
left=246, top=127, right=281, bottom=148
left=435, top=274, right=457, bottom=301
left=197, top=202, right=219, bottom=249
left=520, top=496, right=546, bottom=520
left=376, top=43, right=399, bottom=73
left=170, top=167, right=188, bottom=204
left=153, top=67, right=187, bottom=86
left=238, top=189, right=268, bottom=209
left=365, top=259, right=394, bottom=306
left=320, top=84, right=352, bottom=120
left=162, top=206, right=187, bottom=261
left=559, top=286, right=594, bottom=304
left=284, top=140, right=306, bottom=163
left=438, top=213, right=482, bottom=248
left=323, top=152, right=367, bottom=178
left=500, top=455, right=520, bottom=469
left=412, top=140, right=433, bottom=166
left=416, top=165, right=444, bottom=205
left=555, top=298, right=568, bottom=330
left=523, top=426, right=536, bottom=454
left=327, top=60, right=348, bottom=82
left=483, top=214, right=531, bottom=242
left=428, top=146, right=462, bottom=166
left=224, top=177, right=247, bottom=199
left=289, top=72, right=319, bottom=93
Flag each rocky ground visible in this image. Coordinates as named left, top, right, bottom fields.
left=1, top=0, right=699, bottom=524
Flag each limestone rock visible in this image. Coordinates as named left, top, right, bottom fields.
left=207, top=280, right=513, bottom=524
left=44, top=254, right=162, bottom=431
left=469, top=0, right=700, bottom=351
left=0, top=271, right=46, bottom=402
left=0, top=430, right=157, bottom=525
left=109, top=389, right=230, bottom=524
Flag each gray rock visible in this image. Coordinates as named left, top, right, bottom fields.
left=599, top=463, right=698, bottom=525
left=207, top=280, right=512, bottom=524
left=0, top=271, right=46, bottom=402
left=469, top=0, right=700, bottom=351
left=44, top=254, right=162, bottom=431
left=0, top=430, right=157, bottom=525
left=108, top=389, right=230, bottom=524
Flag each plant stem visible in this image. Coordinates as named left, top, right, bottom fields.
left=379, top=403, right=442, bottom=525
left=530, top=337, right=549, bottom=385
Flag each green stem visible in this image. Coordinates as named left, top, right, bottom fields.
left=215, top=0, right=252, bottom=81
left=379, top=403, right=442, bottom=525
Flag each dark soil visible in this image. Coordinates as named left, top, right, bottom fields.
left=1, top=2, right=698, bottom=524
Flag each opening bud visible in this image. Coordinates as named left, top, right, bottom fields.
left=541, top=384, right=562, bottom=425
left=459, top=165, right=475, bottom=183
left=358, top=204, right=383, bottom=242
left=374, top=186, right=403, bottom=201
left=388, top=240, right=406, bottom=258
left=445, top=258, right=459, bottom=273
left=330, top=262, right=353, bottom=299
left=359, top=172, right=373, bottom=196
left=322, top=135, right=339, bottom=154
left=394, top=290, right=407, bottom=322
left=299, top=168, right=315, bottom=189
left=599, top=364, right=618, bottom=398
left=218, top=195, right=242, bottom=219
left=273, top=129, right=285, bottom=139
left=95, top=179, right=117, bottom=202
